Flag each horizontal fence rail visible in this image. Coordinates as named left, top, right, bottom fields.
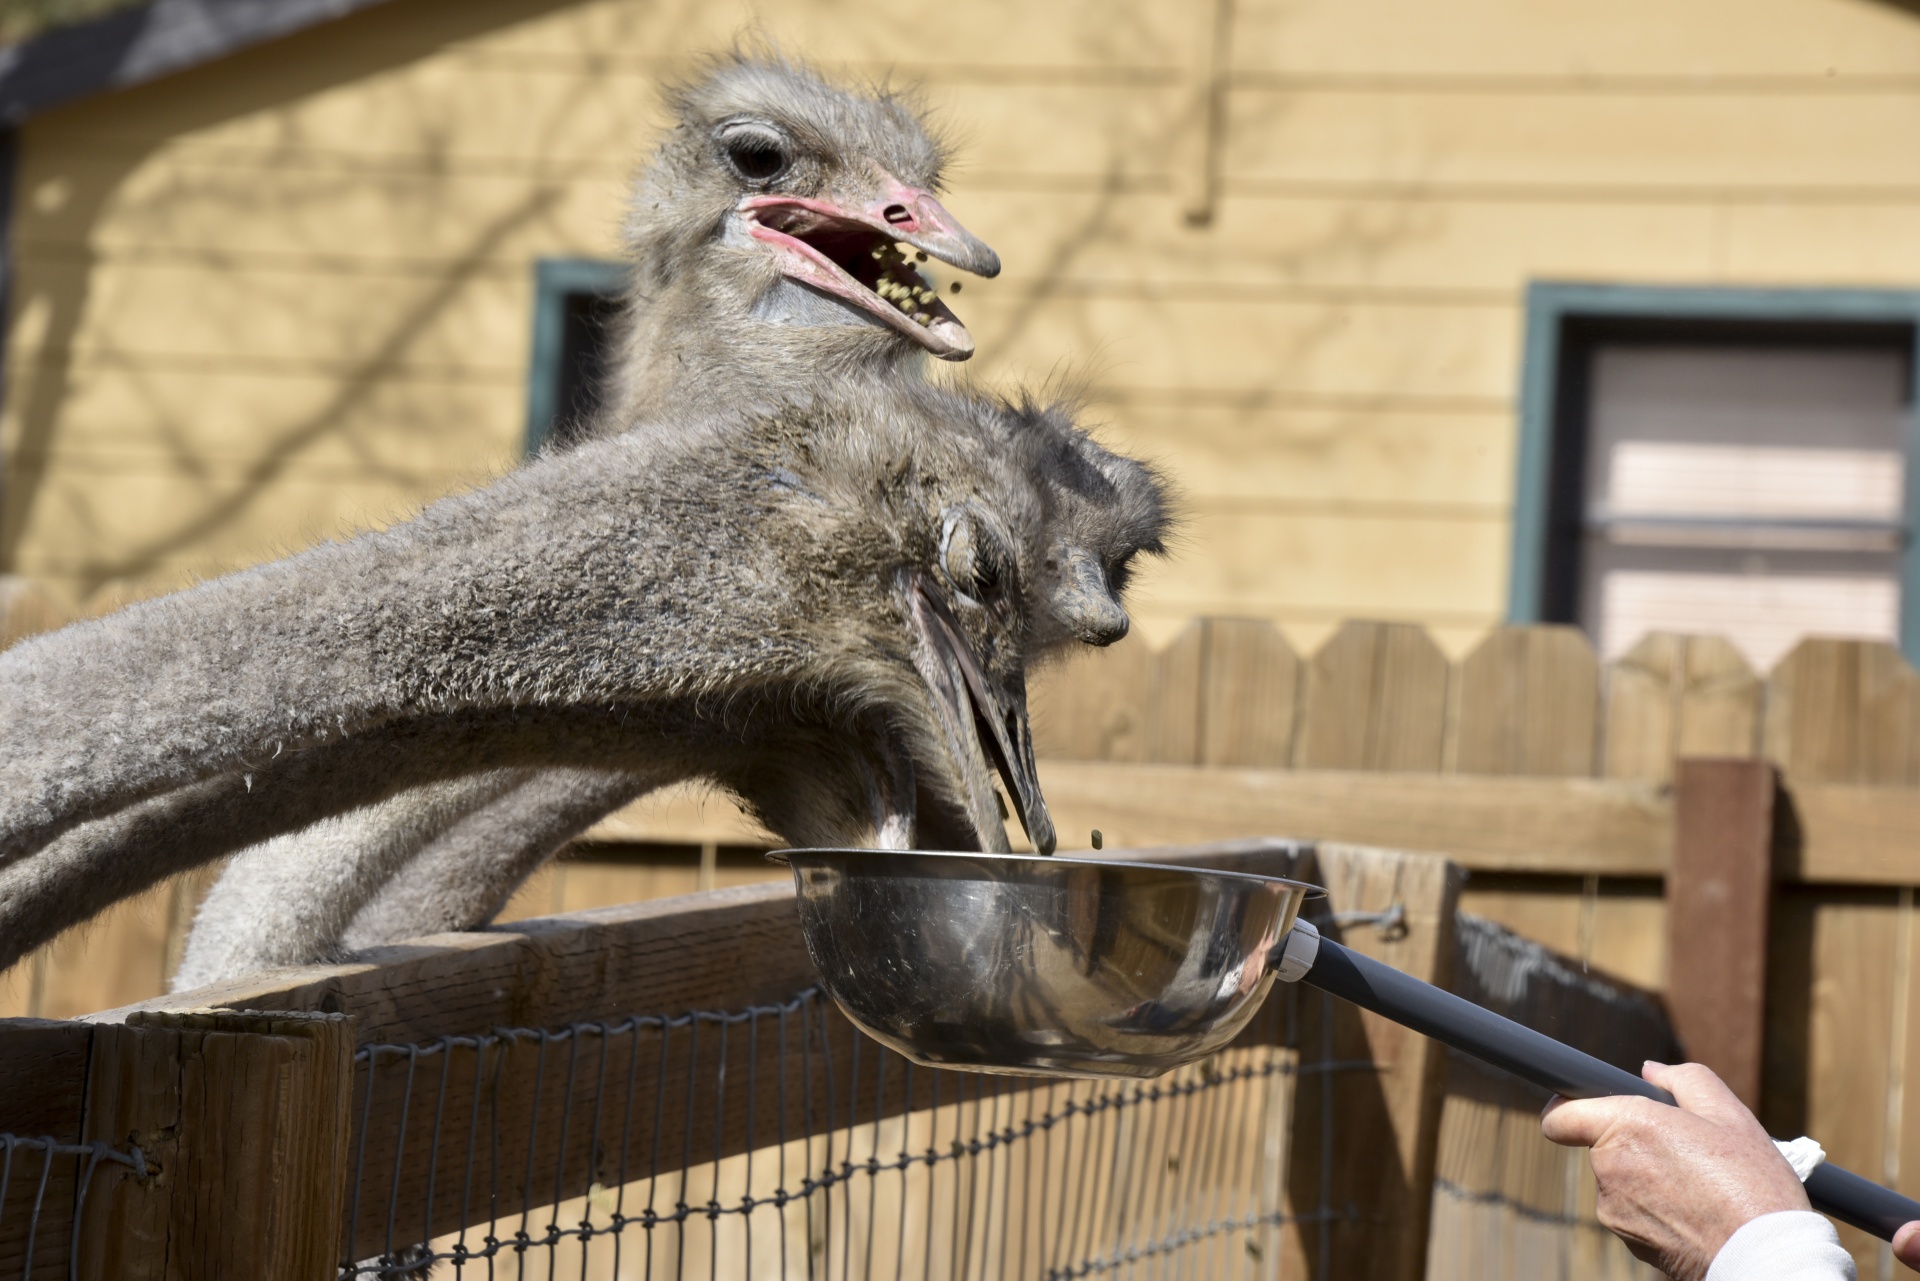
left=0, top=840, right=1496, bottom=1280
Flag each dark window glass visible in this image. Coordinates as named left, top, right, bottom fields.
left=549, top=290, right=623, bottom=448
left=1541, top=318, right=1912, bottom=670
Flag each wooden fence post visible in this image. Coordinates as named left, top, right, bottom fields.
left=77, top=1008, right=355, bottom=1280
left=1668, top=757, right=1777, bottom=1109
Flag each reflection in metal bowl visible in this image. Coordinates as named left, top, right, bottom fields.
left=780, top=848, right=1319, bottom=1079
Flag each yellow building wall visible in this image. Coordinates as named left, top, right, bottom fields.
left=6, top=0, right=1920, bottom=650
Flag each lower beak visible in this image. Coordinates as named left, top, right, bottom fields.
left=907, top=581, right=1058, bottom=856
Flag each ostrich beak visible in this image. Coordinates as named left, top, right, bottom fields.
left=739, top=173, right=999, bottom=362
left=1053, top=549, right=1131, bottom=647
left=863, top=174, right=1002, bottom=279
left=906, top=580, right=1058, bottom=856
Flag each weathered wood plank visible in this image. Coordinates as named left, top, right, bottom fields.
left=1793, top=891, right=1904, bottom=1272
left=1144, top=619, right=1207, bottom=764
left=1032, top=760, right=1671, bottom=875
left=1197, top=617, right=1300, bottom=767
left=0, top=1019, right=92, bottom=1137
left=0, top=1020, right=95, bottom=1280
left=1668, top=759, right=1776, bottom=1109
left=1453, top=626, right=1599, bottom=777
left=95, top=881, right=813, bottom=1043
left=1425, top=914, right=1676, bottom=1281
left=76, top=1010, right=354, bottom=1281
left=1457, top=875, right=1668, bottom=992
left=1029, top=622, right=1209, bottom=765
left=1781, top=782, right=1920, bottom=885
left=1674, top=635, right=1764, bottom=762
left=1287, top=842, right=1460, bottom=1281
left=1030, top=641, right=1159, bottom=762
left=1295, top=619, right=1450, bottom=772
left=1602, top=632, right=1680, bottom=782
left=1764, top=638, right=1918, bottom=786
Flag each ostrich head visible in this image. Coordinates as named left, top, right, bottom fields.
left=724, top=390, right=1165, bottom=854
left=609, top=55, right=1002, bottom=422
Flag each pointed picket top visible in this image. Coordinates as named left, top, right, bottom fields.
left=1028, top=618, right=1209, bottom=763
left=1763, top=637, right=1919, bottom=785
left=1196, top=617, right=1300, bottom=768
left=1602, top=632, right=1759, bottom=784
left=1452, top=625, right=1599, bottom=777
left=1297, top=619, right=1449, bottom=772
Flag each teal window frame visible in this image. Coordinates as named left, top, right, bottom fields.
left=1509, top=281, right=1920, bottom=664
left=524, top=257, right=627, bottom=454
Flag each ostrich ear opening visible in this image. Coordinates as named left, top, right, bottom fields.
left=906, top=579, right=1058, bottom=856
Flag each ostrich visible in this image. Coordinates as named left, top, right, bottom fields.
left=167, top=53, right=1088, bottom=984
left=0, top=385, right=1167, bottom=976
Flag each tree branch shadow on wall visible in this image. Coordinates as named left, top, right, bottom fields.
left=0, top=0, right=591, bottom=598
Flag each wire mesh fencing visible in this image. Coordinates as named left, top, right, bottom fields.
left=341, top=973, right=1379, bottom=1281
left=0, top=1133, right=151, bottom=1280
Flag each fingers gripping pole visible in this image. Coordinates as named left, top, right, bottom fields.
left=1273, top=922, right=1920, bottom=1242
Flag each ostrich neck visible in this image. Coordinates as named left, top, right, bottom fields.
left=607, top=274, right=935, bottom=428
left=0, top=431, right=828, bottom=863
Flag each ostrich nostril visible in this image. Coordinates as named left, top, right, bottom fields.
left=883, top=204, right=915, bottom=226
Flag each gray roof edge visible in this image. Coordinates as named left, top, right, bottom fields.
left=0, top=0, right=399, bottom=127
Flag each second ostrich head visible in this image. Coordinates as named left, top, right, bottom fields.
left=604, top=55, right=1002, bottom=430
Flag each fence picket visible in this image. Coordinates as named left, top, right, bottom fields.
left=1452, top=626, right=1600, bottom=777
left=1197, top=618, right=1299, bottom=767
left=1143, top=620, right=1207, bottom=764
left=1295, top=620, right=1450, bottom=772
left=1764, top=638, right=1919, bottom=785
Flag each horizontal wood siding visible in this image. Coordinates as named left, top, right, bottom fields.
left=6, top=0, right=1918, bottom=624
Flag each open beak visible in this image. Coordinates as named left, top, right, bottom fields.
left=740, top=172, right=1000, bottom=362
left=905, top=578, right=1058, bottom=856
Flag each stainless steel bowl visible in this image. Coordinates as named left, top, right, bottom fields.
left=780, top=848, right=1320, bottom=1079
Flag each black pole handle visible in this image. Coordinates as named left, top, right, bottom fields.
left=1300, top=933, right=1920, bottom=1242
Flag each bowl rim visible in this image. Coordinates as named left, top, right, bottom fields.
left=769, top=845, right=1326, bottom=897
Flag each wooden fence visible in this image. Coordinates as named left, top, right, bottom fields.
left=0, top=840, right=1668, bottom=1280
left=5, top=601, right=1920, bottom=1273
left=1034, top=618, right=1920, bottom=1278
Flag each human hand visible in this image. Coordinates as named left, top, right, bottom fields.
left=1540, top=1061, right=1809, bottom=1281
left=1896, top=1221, right=1920, bottom=1271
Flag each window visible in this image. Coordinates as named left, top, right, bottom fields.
left=525, top=259, right=625, bottom=452
left=1511, top=285, right=1920, bottom=670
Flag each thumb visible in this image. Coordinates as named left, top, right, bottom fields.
left=1540, top=1095, right=1630, bottom=1149
left=1894, top=1221, right=1920, bottom=1272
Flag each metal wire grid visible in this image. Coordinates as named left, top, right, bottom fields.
left=341, top=981, right=1374, bottom=1280
left=0, top=1134, right=150, bottom=1281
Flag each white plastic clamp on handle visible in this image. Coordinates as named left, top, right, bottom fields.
left=1274, top=918, right=1321, bottom=983
left=1774, top=1136, right=1826, bottom=1182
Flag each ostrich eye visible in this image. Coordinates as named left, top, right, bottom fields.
left=719, top=126, right=792, bottom=183
left=940, top=508, right=1013, bottom=609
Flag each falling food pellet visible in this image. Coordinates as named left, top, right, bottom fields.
left=915, top=250, right=928, bottom=262
left=950, top=281, right=962, bottom=294
left=1091, top=829, right=1103, bottom=850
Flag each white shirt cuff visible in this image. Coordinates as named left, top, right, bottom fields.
left=1706, top=1211, right=1856, bottom=1281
